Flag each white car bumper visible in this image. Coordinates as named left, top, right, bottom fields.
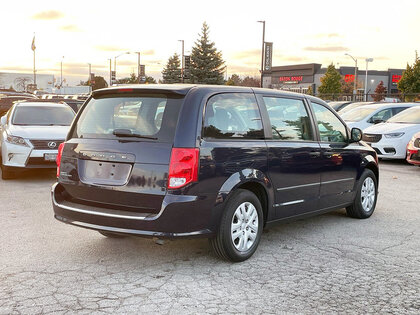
left=368, top=137, right=408, bottom=159
left=1, top=141, right=59, bottom=169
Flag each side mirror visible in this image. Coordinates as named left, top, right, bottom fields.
left=350, top=128, right=363, bottom=143
left=373, top=119, right=383, bottom=124
left=0, top=115, right=6, bottom=126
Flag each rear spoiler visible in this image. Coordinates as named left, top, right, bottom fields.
left=92, top=85, right=195, bottom=98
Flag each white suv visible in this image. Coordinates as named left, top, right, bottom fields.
left=0, top=102, right=75, bottom=179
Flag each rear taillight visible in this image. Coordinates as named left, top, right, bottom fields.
left=56, top=142, right=65, bottom=178
left=168, top=148, right=199, bottom=189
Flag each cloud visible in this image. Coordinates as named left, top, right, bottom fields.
left=304, top=46, right=348, bottom=52
left=314, top=33, right=340, bottom=38
left=60, top=24, right=81, bottom=32
left=32, top=10, right=64, bottom=20
left=141, top=50, right=155, bottom=56
left=281, top=56, right=308, bottom=62
left=95, top=45, right=130, bottom=52
left=231, top=49, right=260, bottom=60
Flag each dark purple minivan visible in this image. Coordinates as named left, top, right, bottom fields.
left=52, top=85, right=379, bottom=261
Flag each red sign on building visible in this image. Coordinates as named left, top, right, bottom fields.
left=344, top=74, right=355, bottom=83
left=392, top=75, right=402, bottom=83
left=279, top=76, right=303, bottom=82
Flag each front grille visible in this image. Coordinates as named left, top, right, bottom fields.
left=30, top=139, right=64, bottom=150
left=363, top=133, right=382, bottom=143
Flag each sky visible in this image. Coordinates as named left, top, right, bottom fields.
left=0, top=0, right=419, bottom=86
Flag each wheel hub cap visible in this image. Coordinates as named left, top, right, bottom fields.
left=231, top=202, right=258, bottom=252
left=361, top=177, right=375, bottom=212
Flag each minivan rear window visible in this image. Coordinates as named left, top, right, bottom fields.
left=73, top=94, right=182, bottom=142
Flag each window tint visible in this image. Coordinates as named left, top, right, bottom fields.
left=371, top=108, right=393, bottom=122
left=74, top=95, right=182, bottom=142
left=311, top=102, right=347, bottom=143
left=392, top=107, right=407, bottom=115
left=263, top=97, right=313, bottom=141
left=12, top=106, right=75, bottom=126
left=203, top=93, right=263, bottom=139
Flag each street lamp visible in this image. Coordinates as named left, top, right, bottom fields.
left=114, top=52, right=130, bottom=81
left=178, top=40, right=184, bottom=83
left=60, top=56, right=64, bottom=88
left=364, top=58, right=374, bottom=101
left=344, top=53, right=358, bottom=100
left=108, top=58, right=112, bottom=86
left=133, top=52, right=141, bottom=83
left=87, top=63, right=92, bottom=92
left=257, top=21, right=265, bottom=88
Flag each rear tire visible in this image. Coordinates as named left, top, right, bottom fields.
left=210, top=189, right=263, bottom=262
left=98, top=231, right=127, bottom=238
left=346, top=169, right=377, bottom=219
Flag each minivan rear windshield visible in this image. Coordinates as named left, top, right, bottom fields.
left=73, top=94, right=183, bottom=142
left=387, top=107, right=420, bottom=124
left=12, top=106, right=75, bottom=126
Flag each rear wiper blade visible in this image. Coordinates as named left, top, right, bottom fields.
left=112, top=129, right=157, bottom=140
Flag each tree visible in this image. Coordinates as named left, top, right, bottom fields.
left=80, top=76, right=108, bottom=90
left=116, top=73, right=138, bottom=84
left=372, top=81, right=387, bottom=101
left=162, top=53, right=182, bottom=84
left=307, top=86, right=313, bottom=95
left=241, top=76, right=260, bottom=87
left=226, top=74, right=241, bottom=86
left=14, top=76, right=33, bottom=92
left=398, top=54, right=420, bottom=101
left=318, top=64, right=342, bottom=99
left=144, top=76, right=157, bottom=84
left=190, top=22, right=225, bottom=84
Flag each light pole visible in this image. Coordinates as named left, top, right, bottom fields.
left=178, top=40, right=184, bottom=83
left=60, top=56, right=64, bottom=89
left=344, top=53, right=358, bottom=100
left=114, top=52, right=130, bottom=81
left=87, top=63, right=92, bottom=92
left=364, top=58, right=374, bottom=101
left=108, top=59, right=112, bottom=86
left=134, top=52, right=141, bottom=83
left=257, top=20, right=265, bottom=88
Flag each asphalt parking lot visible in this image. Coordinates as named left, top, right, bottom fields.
left=0, top=161, right=419, bottom=314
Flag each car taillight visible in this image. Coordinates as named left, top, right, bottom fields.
left=168, top=148, right=199, bottom=189
left=56, top=142, right=65, bottom=178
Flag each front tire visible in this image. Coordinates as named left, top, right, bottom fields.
left=210, top=189, right=263, bottom=262
left=346, top=169, right=378, bottom=219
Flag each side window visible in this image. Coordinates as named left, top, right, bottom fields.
left=311, top=102, right=348, bottom=143
left=392, top=107, right=407, bottom=116
left=203, top=93, right=263, bottom=139
left=263, top=97, right=314, bottom=141
left=371, top=108, right=393, bottom=122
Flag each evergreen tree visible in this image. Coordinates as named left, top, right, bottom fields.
left=318, top=64, right=342, bottom=99
left=226, top=74, right=241, bottom=86
left=162, top=53, right=182, bottom=84
left=398, top=54, right=420, bottom=101
left=307, top=86, right=313, bottom=95
left=116, top=73, right=138, bottom=84
left=190, top=22, right=225, bottom=84
left=372, top=81, right=387, bottom=101
left=144, top=76, right=157, bottom=84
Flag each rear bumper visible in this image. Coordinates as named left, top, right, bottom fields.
left=51, top=182, right=215, bottom=238
left=407, top=148, right=420, bottom=165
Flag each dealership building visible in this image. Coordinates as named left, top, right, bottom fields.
left=0, top=72, right=54, bottom=92
left=262, top=63, right=404, bottom=100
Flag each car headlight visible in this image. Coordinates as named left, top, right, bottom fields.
left=384, top=132, right=405, bottom=138
left=6, top=134, right=29, bottom=146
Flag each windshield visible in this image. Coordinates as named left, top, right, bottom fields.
left=341, top=107, right=378, bottom=121
left=329, top=102, right=347, bottom=110
left=12, top=106, right=75, bottom=125
left=387, top=107, right=420, bottom=124
left=73, top=94, right=182, bottom=142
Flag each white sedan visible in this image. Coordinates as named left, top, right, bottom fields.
left=0, top=102, right=75, bottom=179
left=362, top=106, right=420, bottom=159
left=342, top=103, right=419, bottom=130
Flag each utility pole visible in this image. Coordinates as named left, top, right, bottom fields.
left=88, top=63, right=92, bottom=93
left=60, top=56, right=64, bottom=88
left=345, top=53, right=358, bottom=101
left=257, top=21, right=265, bottom=88
left=364, top=58, right=374, bottom=101
left=134, top=52, right=141, bottom=83
left=108, top=59, right=112, bottom=86
left=114, top=52, right=130, bottom=82
left=178, top=40, right=184, bottom=83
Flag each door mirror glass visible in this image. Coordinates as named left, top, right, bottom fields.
left=0, top=115, right=6, bottom=126
left=350, top=128, right=363, bottom=142
left=373, top=119, right=383, bottom=124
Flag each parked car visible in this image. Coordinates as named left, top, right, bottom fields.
left=0, top=94, right=38, bottom=116
left=406, top=132, right=420, bottom=166
left=342, top=103, right=419, bottom=130
left=362, top=106, right=420, bottom=159
left=338, top=101, right=376, bottom=114
left=328, top=101, right=353, bottom=112
left=52, top=85, right=379, bottom=262
left=0, top=102, right=75, bottom=179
